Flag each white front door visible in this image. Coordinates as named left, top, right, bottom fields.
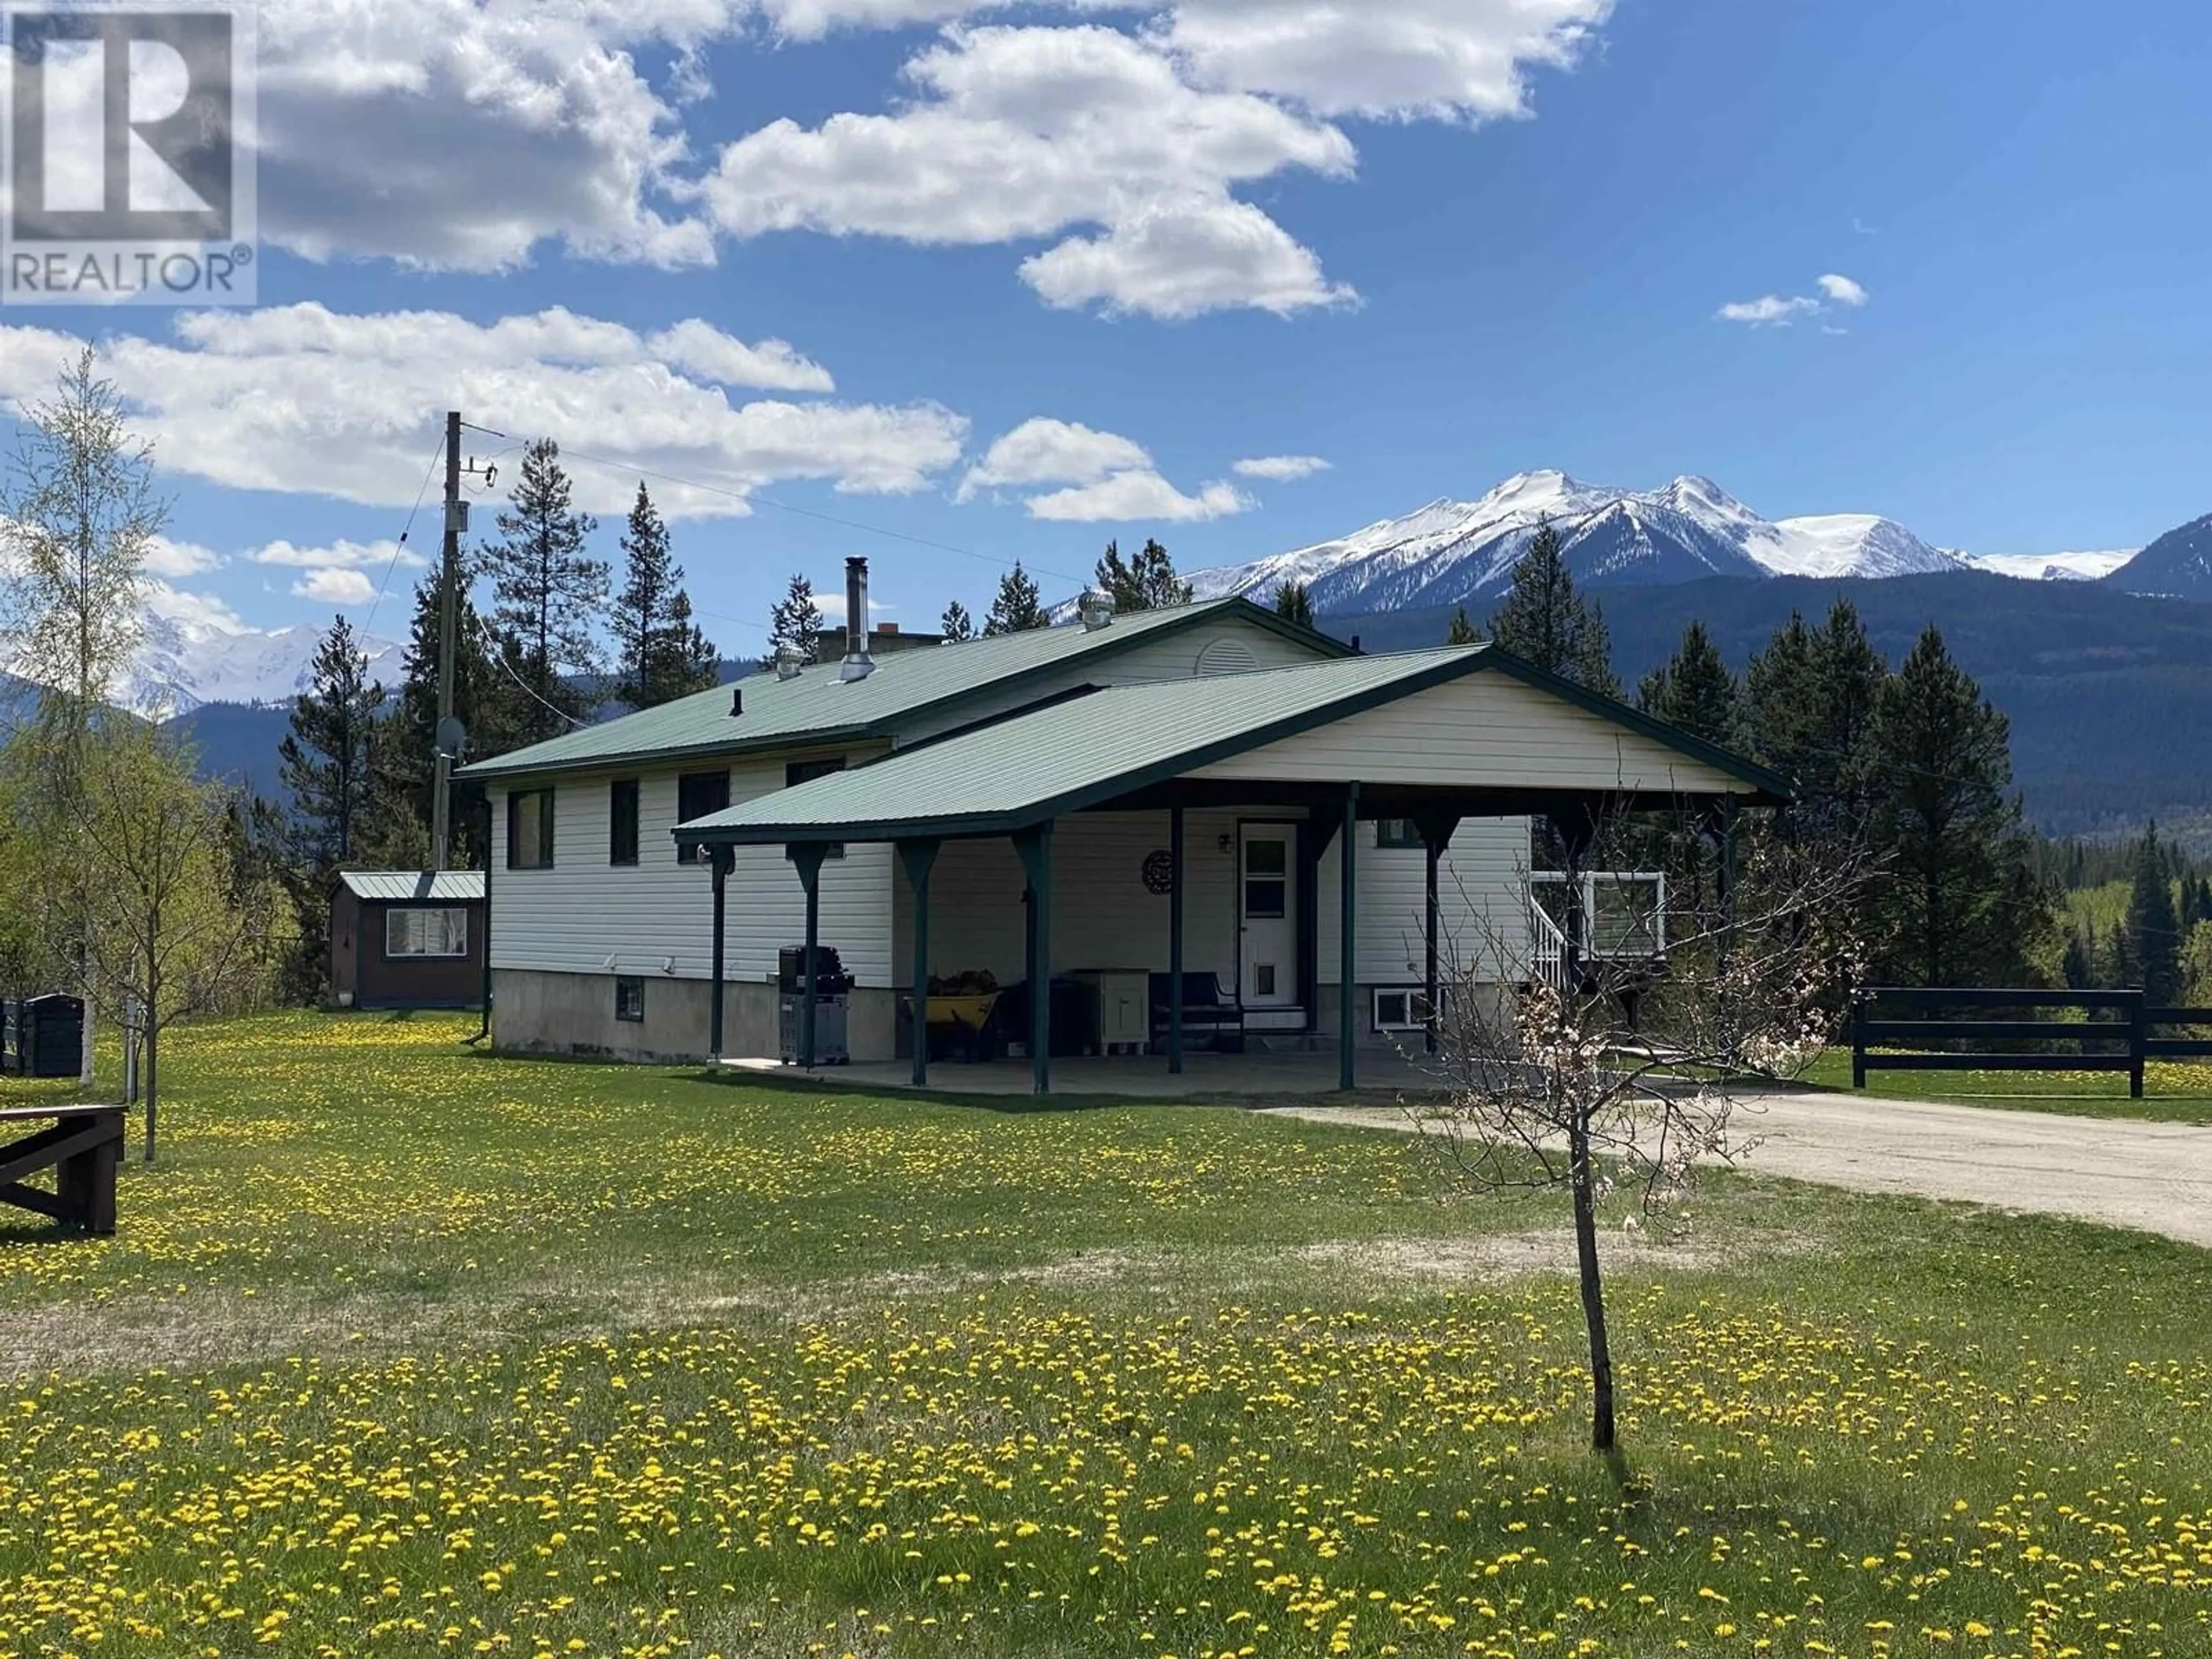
left=1239, top=825, right=1298, bottom=1010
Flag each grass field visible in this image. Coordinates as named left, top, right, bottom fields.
left=1800, top=1049, right=2212, bottom=1123
left=3, top=1013, right=2210, bottom=1658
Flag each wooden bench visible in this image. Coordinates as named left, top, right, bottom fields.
left=0, top=1104, right=124, bottom=1236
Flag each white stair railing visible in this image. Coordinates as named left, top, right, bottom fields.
left=1527, top=896, right=1571, bottom=993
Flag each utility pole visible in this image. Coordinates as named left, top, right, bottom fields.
left=431, top=410, right=462, bottom=872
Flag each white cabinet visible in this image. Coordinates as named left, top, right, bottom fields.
left=1080, top=970, right=1152, bottom=1054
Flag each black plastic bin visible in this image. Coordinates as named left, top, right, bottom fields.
left=11, top=994, right=84, bottom=1079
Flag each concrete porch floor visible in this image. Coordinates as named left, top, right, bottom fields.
left=721, top=1048, right=1444, bottom=1100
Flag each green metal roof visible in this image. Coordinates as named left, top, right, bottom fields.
left=680, top=646, right=1789, bottom=846
left=336, top=870, right=486, bottom=903
left=456, top=598, right=1347, bottom=782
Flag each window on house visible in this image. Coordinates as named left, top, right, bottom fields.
left=609, top=778, right=641, bottom=866
left=786, top=757, right=847, bottom=859
left=1375, top=819, right=1423, bottom=850
left=507, top=789, right=554, bottom=869
left=387, top=907, right=469, bottom=958
left=615, top=976, right=645, bottom=1023
left=676, top=770, right=731, bottom=865
left=1372, top=987, right=1435, bottom=1032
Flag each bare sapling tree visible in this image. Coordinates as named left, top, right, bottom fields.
left=0, top=347, right=167, bottom=1085
left=73, top=722, right=274, bottom=1161
left=1415, top=806, right=1871, bottom=1454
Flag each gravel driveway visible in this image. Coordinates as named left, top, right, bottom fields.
left=1264, top=1091, right=2212, bottom=1250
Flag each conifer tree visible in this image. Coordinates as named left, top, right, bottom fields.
left=1484, top=518, right=1619, bottom=695
left=479, top=438, right=604, bottom=743
left=278, top=616, right=384, bottom=870
left=1096, top=537, right=1192, bottom=613
left=1635, top=621, right=1742, bottom=749
left=1866, top=626, right=2046, bottom=987
left=940, top=600, right=975, bottom=643
left=1274, top=581, right=1316, bottom=630
left=983, top=562, right=1050, bottom=636
left=612, top=483, right=719, bottom=709
left=1447, top=605, right=1479, bottom=646
left=362, top=575, right=499, bottom=870
left=2128, top=822, right=2184, bottom=1003
left=1745, top=601, right=1887, bottom=842
left=768, top=574, right=824, bottom=663
left=2061, top=927, right=2095, bottom=990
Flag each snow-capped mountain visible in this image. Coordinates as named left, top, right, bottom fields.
left=1184, top=469, right=2135, bottom=614
left=126, top=596, right=404, bottom=714
left=2103, top=513, right=2212, bottom=600
left=1955, top=549, right=2138, bottom=582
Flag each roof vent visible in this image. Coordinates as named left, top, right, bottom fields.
left=1195, top=637, right=1259, bottom=678
left=775, top=642, right=804, bottom=681
left=730, top=686, right=744, bottom=717
left=840, top=556, right=876, bottom=682
left=1079, top=589, right=1116, bottom=631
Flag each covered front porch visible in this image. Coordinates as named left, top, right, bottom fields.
left=683, top=646, right=1786, bottom=1095
left=721, top=1044, right=1442, bottom=1100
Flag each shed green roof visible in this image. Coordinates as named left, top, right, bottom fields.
left=336, top=870, right=486, bottom=903
left=679, top=646, right=1789, bottom=846
left=457, top=597, right=1344, bottom=782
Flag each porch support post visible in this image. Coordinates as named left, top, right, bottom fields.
left=790, top=843, right=829, bottom=1069
left=1556, top=797, right=1600, bottom=993
left=1169, top=805, right=1186, bottom=1076
left=1015, top=823, right=1055, bottom=1096
left=709, top=846, right=732, bottom=1060
left=1339, top=781, right=1361, bottom=1092
left=1718, top=797, right=1740, bottom=965
left=899, top=839, right=941, bottom=1089
left=1416, top=812, right=1461, bottom=1057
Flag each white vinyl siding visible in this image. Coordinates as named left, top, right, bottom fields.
left=891, top=615, right=1328, bottom=748
left=1191, top=671, right=1753, bottom=796
left=490, top=759, right=895, bottom=990
left=1318, top=817, right=1533, bottom=985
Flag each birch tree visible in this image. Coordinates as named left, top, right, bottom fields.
left=1414, top=819, right=1871, bottom=1454
left=0, top=348, right=167, bottom=1084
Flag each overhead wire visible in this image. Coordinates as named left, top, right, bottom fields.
left=363, top=437, right=448, bottom=634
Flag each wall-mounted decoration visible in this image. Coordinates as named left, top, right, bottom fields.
left=1142, top=849, right=1177, bottom=896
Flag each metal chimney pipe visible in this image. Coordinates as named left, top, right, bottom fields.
left=840, top=556, right=875, bottom=682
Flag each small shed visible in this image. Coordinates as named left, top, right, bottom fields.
left=328, top=870, right=487, bottom=1011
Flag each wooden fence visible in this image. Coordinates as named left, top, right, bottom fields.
left=1850, top=987, right=2212, bottom=1100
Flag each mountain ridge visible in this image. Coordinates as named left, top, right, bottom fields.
left=1184, top=469, right=2140, bottom=613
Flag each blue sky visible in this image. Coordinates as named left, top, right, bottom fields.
left=2, top=0, right=2207, bottom=657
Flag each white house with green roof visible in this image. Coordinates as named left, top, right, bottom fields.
left=459, top=578, right=1784, bottom=1092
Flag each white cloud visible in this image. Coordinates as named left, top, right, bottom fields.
left=249, top=538, right=422, bottom=571
left=1817, top=272, right=1869, bottom=307
left=1156, top=0, right=1613, bottom=122
left=958, top=417, right=1153, bottom=500
left=1719, top=272, right=1872, bottom=328
left=1233, top=453, right=1330, bottom=482
left=702, top=22, right=1366, bottom=319
left=0, top=304, right=969, bottom=518
left=1024, top=470, right=1253, bottom=522
left=646, top=319, right=835, bottom=392
left=143, top=536, right=224, bottom=578
left=252, top=0, right=721, bottom=272
left=145, top=582, right=247, bottom=635
left=1716, top=294, right=1822, bottom=327
left=291, top=569, right=380, bottom=606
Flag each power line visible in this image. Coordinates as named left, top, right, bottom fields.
left=477, top=616, right=589, bottom=730
left=544, top=439, right=1092, bottom=590
left=364, top=437, right=448, bottom=634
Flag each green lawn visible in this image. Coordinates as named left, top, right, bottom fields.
left=1801, top=1048, right=2212, bottom=1123
left=3, top=1013, right=2210, bottom=1659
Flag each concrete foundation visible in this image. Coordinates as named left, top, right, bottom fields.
left=491, top=968, right=898, bottom=1065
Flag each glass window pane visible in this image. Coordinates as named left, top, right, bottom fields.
left=1244, top=840, right=1287, bottom=876
left=1244, top=879, right=1287, bottom=919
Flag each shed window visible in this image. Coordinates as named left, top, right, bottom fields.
left=615, top=976, right=645, bottom=1023
left=507, top=789, right=555, bottom=869
left=387, top=907, right=469, bottom=959
left=609, top=778, right=640, bottom=866
left=676, top=770, right=731, bottom=865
